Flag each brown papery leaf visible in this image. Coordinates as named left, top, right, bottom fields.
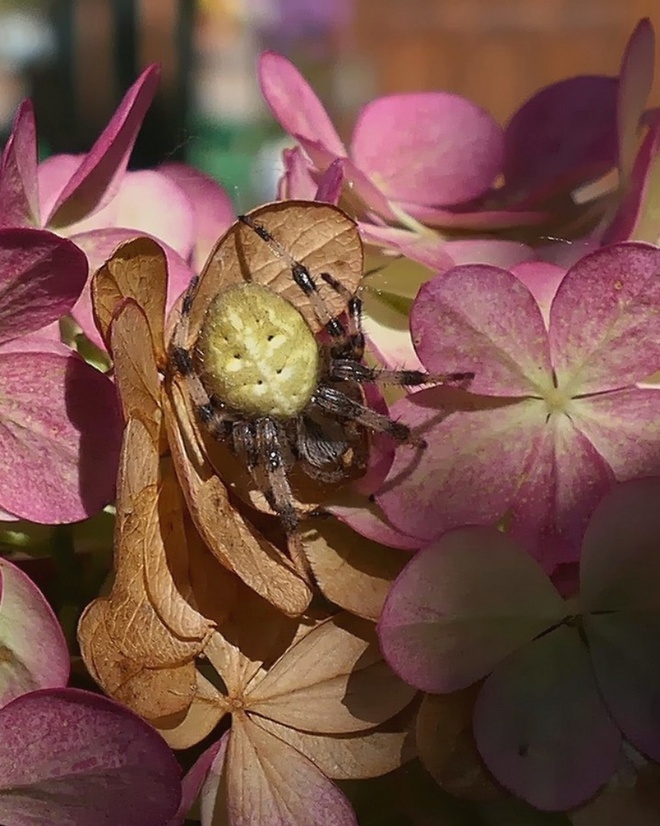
left=78, top=599, right=196, bottom=720
left=246, top=614, right=416, bottom=733
left=219, top=716, right=358, bottom=826
left=186, top=200, right=363, bottom=344
left=415, top=689, right=501, bottom=802
left=251, top=706, right=417, bottom=780
left=110, top=299, right=162, bottom=444
left=301, top=516, right=409, bottom=621
left=92, top=236, right=167, bottom=361
left=164, top=378, right=312, bottom=616
left=155, top=670, right=228, bottom=751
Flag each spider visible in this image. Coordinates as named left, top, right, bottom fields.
left=169, top=208, right=473, bottom=576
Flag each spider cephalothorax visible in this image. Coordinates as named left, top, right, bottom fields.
left=168, top=202, right=472, bottom=577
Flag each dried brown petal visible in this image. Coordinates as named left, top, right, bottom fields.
left=164, top=379, right=312, bottom=616
left=301, top=515, right=408, bottom=621
left=247, top=614, right=416, bottom=732
left=78, top=599, right=196, bottom=720
left=416, top=689, right=501, bottom=802
left=251, top=707, right=417, bottom=780
left=154, top=670, right=228, bottom=751
left=110, top=299, right=162, bottom=444
left=186, top=201, right=363, bottom=344
left=92, top=236, right=167, bottom=361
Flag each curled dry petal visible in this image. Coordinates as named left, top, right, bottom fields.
left=473, top=627, right=621, bottom=811
left=0, top=558, right=69, bottom=706
left=300, top=515, right=409, bottom=621
left=0, top=687, right=182, bottom=826
left=188, top=201, right=363, bottom=340
left=155, top=671, right=227, bottom=751
left=247, top=614, right=416, bottom=732
left=378, top=526, right=567, bottom=693
left=214, top=716, right=358, bottom=826
left=0, top=347, right=122, bottom=522
left=91, top=236, right=168, bottom=360
left=0, top=229, right=88, bottom=345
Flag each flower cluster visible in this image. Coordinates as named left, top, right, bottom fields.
left=0, top=13, right=659, bottom=826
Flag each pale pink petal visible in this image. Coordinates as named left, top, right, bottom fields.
left=212, top=719, right=357, bottom=826
left=0, top=100, right=39, bottom=227
left=398, top=201, right=550, bottom=230
left=444, top=239, right=535, bottom=268
left=70, top=228, right=193, bottom=349
left=160, top=162, right=235, bottom=270
left=569, top=388, right=660, bottom=483
left=37, top=154, right=82, bottom=223
left=502, top=76, right=618, bottom=206
left=411, top=264, right=554, bottom=396
left=510, top=260, right=565, bottom=327
left=618, top=19, right=655, bottom=184
left=329, top=501, right=422, bottom=550
left=580, top=477, right=660, bottom=612
left=314, top=159, right=343, bottom=204
left=508, top=414, right=615, bottom=572
left=0, top=557, right=69, bottom=706
left=474, top=627, right=621, bottom=811
left=351, top=93, right=503, bottom=207
left=376, top=390, right=547, bottom=543
left=603, top=122, right=660, bottom=244
left=0, top=349, right=122, bottom=522
left=0, top=229, right=87, bottom=344
left=549, top=243, right=660, bottom=394
left=0, top=688, right=182, bottom=826
left=63, top=169, right=195, bottom=260
left=278, top=147, right=319, bottom=200
left=359, top=223, right=454, bottom=272
left=378, top=526, right=566, bottom=693
left=45, top=64, right=161, bottom=228
left=258, top=52, right=346, bottom=157
left=585, top=612, right=660, bottom=762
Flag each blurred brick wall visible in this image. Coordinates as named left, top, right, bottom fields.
left=351, top=0, right=660, bottom=122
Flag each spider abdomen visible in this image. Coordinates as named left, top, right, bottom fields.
left=195, top=283, right=320, bottom=419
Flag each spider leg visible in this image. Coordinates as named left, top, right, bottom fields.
left=328, top=360, right=474, bottom=387
left=254, top=418, right=311, bottom=581
left=319, top=271, right=365, bottom=360
left=170, top=275, right=233, bottom=438
left=313, top=384, right=427, bottom=448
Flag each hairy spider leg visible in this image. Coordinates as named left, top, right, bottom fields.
left=170, top=274, right=234, bottom=439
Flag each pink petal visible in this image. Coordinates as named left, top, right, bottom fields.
left=618, top=19, right=655, bottom=184
left=171, top=739, right=224, bottom=826
left=0, top=558, right=69, bottom=706
left=510, top=261, right=565, bottom=327
left=398, top=201, right=550, bottom=230
left=0, top=688, right=181, bottom=826
left=411, top=264, right=554, bottom=396
left=444, top=239, right=535, bottom=268
left=328, top=500, right=421, bottom=550
left=70, top=228, right=193, bottom=350
left=0, top=100, right=39, bottom=227
left=351, top=93, right=503, bottom=207
left=603, top=121, right=660, bottom=244
left=277, top=147, right=320, bottom=200
left=0, top=229, right=88, bottom=344
left=37, top=154, right=82, bottom=223
left=376, top=389, right=547, bottom=544
left=0, top=349, right=122, bottom=522
left=585, top=612, right=660, bottom=762
left=378, top=526, right=566, bottom=693
left=569, top=388, right=660, bottom=483
left=474, top=627, right=621, bottom=811
left=314, top=159, right=344, bottom=204
left=64, top=169, right=195, bottom=259
left=549, top=243, right=660, bottom=394
left=502, top=76, right=618, bottom=207
left=508, top=414, right=615, bottom=572
left=45, top=64, right=161, bottom=228
left=159, top=163, right=236, bottom=270
left=358, top=224, right=455, bottom=272
left=258, top=52, right=346, bottom=157
left=579, top=477, right=660, bottom=612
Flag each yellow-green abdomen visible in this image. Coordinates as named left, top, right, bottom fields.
left=195, top=283, right=320, bottom=419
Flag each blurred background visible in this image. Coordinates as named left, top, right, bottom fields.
left=1, top=0, right=659, bottom=210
